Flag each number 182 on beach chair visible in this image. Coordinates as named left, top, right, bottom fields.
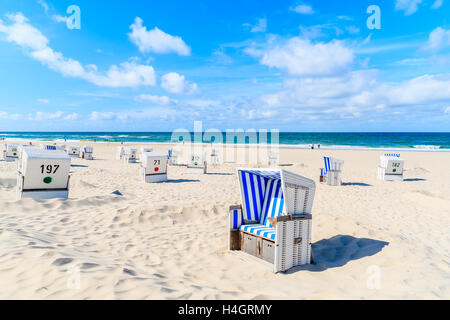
left=378, top=153, right=404, bottom=181
left=229, top=168, right=316, bottom=273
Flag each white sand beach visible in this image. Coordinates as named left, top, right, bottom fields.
left=0, top=142, right=449, bottom=299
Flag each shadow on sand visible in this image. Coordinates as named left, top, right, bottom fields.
left=404, top=178, right=426, bottom=182
left=165, top=179, right=200, bottom=183
left=71, top=164, right=89, bottom=168
left=285, top=235, right=388, bottom=273
left=342, top=182, right=372, bottom=187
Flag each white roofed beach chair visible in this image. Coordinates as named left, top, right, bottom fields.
left=378, top=153, right=404, bottom=181
left=82, top=146, right=94, bottom=160
left=3, top=143, right=20, bottom=162
left=168, top=148, right=181, bottom=166
left=322, top=156, right=344, bottom=186
left=116, top=146, right=125, bottom=160
left=229, top=168, right=316, bottom=273
left=140, top=146, right=153, bottom=160
left=140, top=152, right=168, bottom=183
left=17, top=148, right=71, bottom=200
left=268, top=151, right=279, bottom=167
left=210, top=148, right=220, bottom=166
left=122, top=147, right=137, bottom=163
left=68, top=145, right=80, bottom=158
left=186, top=151, right=207, bottom=174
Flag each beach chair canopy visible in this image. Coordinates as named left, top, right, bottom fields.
left=323, top=156, right=344, bottom=174
left=236, top=168, right=315, bottom=240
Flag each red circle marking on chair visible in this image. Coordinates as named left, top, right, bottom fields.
left=154, top=167, right=159, bottom=172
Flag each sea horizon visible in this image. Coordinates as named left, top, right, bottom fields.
left=1, top=131, right=449, bottom=150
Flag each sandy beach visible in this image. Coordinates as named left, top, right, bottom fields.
left=0, top=141, right=449, bottom=299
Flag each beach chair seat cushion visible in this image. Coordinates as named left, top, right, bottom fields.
left=238, top=176, right=284, bottom=241
left=240, top=224, right=276, bottom=241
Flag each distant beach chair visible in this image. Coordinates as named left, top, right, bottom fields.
left=378, top=153, right=404, bottom=181
left=268, top=151, right=279, bottom=167
left=17, top=148, right=71, bottom=199
left=122, top=147, right=137, bottom=163
left=168, top=148, right=181, bottom=166
left=82, top=146, right=94, bottom=160
left=68, top=145, right=80, bottom=158
left=322, top=156, right=344, bottom=186
left=140, top=152, right=168, bottom=183
left=187, top=151, right=207, bottom=174
left=210, top=148, right=220, bottom=166
left=140, top=146, right=153, bottom=160
left=229, top=168, right=316, bottom=272
left=116, top=146, right=125, bottom=160
left=3, top=143, right=20, bottom=162
left=41, top=144, right=66, bottom=152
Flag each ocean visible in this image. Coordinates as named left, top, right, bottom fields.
left=0, top=132, right=449, bottom=151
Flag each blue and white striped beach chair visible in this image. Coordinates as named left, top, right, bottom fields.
left=82, top=146, right=93, bottom=160
left=229, top=168, right=316, bottom=273
left=322, top=156, right=344, bottom=186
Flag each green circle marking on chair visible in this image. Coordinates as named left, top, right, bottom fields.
left=43, top=176, right=53, bottom=184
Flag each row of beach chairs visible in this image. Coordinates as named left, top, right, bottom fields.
left=1, top=143, right=406, bottom=274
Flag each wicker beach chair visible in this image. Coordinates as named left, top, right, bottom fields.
left=68, top=145, right=80, bottom=158
left=17, top=148, right=71, bottom=199
left=322, top=156, right=344, bottom=186
left=168, top=148, right=181, bottom=166
left=122, top=147, right=137, bottom=163
left=378, top=153, right=404, bottom=181
left=140, top=152, right=168, bottom=183
left=3, top=143, right=19, bottom=162
left=186, top=151, right=207, bottom=174
left=210, top=148, right=220, bottom=166
left=268, top=151, right=279, bottom=167
left=229, top=168, right=316, bottom=273
left=82, top=146, right=93, bottom=160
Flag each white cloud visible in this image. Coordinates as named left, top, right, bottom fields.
left=431, top=0, right=444, bottom=9
left=135, top=94, right=178, bottom=105
left=29, top=110, right=63, bottom=121
left=244, top=18, right=267, bottom=33
left=395, top=0, right=423, bottom=15
left=247, top=37, right=354, bottom=77
left=52, top=14, right=68, bottom=24
left=37, top=0, right=49, bottom=13
left=445, top=106, right=450, bottom=113
left=63, top=113, right=78, bottom=120
left=346, top=26, right=360, bottom=35
left=128, top=17, right=190, bottom=56
left=37, top=98, right=49, bottom=103
left=186, top=99, right=220, bottom=108
left=291, top=3, right=314, bottom=15
left=89, top=108, right=177, bottom=122
left=161, top=72, right=198, bottom=94
left=423, top=27, right=450, bottom=51
left=0, top=111, right=21, bottom=120
left=0, top=13, right=156, bottom=88
left=89, top=111, right=116, bottom=121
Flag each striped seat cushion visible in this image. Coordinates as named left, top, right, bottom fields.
left=240, top=224, right=276, bottom=241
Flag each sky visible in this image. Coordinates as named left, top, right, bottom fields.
left=0, top=0, right=449, bottom=132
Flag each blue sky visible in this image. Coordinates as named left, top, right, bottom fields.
left=0, top=0, right=449, bottom=132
